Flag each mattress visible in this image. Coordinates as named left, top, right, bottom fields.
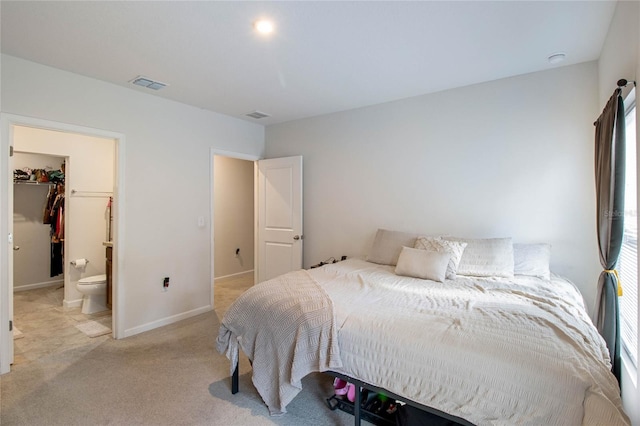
left=217, top=258, right=629, bottom=425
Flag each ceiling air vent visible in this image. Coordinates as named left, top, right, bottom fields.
left=130, top=75, right=168, bottom=91
left=245, top=111, right=270, bottom=119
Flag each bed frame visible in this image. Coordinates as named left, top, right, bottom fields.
left=229, top=363, right=474, bottom=426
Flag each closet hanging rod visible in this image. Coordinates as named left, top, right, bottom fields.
left=71, top=189, right=113, bottom=197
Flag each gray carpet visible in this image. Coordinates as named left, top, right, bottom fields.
left=1, top=283, right=365, bottom=425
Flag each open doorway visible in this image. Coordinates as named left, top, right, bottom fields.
left=1, top=114, right=125, bottom=374
left=13, top=152, right=66, bottom=294
left=11, top=126, right=115, bottom=367
left=212, top=154, right=256, bottom=315
left=208, top=152, right=303, bottom=315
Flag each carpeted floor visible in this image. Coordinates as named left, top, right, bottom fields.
left=0, top=274, right=363, bottom=425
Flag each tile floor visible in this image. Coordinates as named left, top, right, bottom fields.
left=11, top=273, right=253, bottom=368
left=12, top=285, right=112, bottom=367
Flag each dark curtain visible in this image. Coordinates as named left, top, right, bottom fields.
left=594, top=88, right=626, bottom=385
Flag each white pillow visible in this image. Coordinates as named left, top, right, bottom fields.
left=513, top=243, right=551, bottom=280
left=442, top=237, right=514, bottom=278
left=414, top=236, right=467, bottom=279
left=367, top=229, right=417, bottom=266
left=395, top=246, right=451, bottom=282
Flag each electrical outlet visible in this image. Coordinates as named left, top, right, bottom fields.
left=163, top=277, right=170, bottom=292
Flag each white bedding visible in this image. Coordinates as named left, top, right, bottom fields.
left=217, top=269, right=342, bottom=415
left=218, top=258, right=629, bottom=425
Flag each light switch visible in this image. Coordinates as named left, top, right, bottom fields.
left=197, top=216, right=205, bottom=228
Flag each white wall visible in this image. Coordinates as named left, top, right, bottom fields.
left=213, top=156, right=254, bottom=279
left=266, top=62, right=600, bottom=313
left=1, top=54, right=264, bottom=337
left=598, top=1, right=639, bottom=107
left=12, top=152, right=65, bottom=291
left=598, top=1, right=640, bottom=424
left=14, top=126, right=114, bottom=307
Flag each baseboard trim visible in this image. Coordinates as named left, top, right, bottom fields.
left=123, top=305, right=212, bottom=338
left=13, top=280, right=64, bottom=292
left=63, top=299, right=83, bottom=309
left=215, top=269, right=254, bottom=283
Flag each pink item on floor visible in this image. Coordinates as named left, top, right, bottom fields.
left=333, top=378, right=349, bottom=396
left=346, top=383, right=356, bottom=402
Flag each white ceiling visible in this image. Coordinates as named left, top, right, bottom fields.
left=1, top=1, right=617, bottom=126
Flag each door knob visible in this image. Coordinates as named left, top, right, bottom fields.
left=293, top=235, right=303, bottom=241
left=13, top=246, right=20, bottom=251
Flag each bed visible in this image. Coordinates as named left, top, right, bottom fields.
left=216, top=230, right=630, bottom=426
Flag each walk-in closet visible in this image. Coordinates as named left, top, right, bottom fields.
left=13, top=153, right=66, bottom=292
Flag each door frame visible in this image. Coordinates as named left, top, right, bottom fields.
left=209, top=149, right=260, bottom=308
left=0, top=114, right=126, bottom=374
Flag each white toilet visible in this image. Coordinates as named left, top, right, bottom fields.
left=77, top=274, right=108, bottom=314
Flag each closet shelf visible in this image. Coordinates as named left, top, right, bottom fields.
left=13, top=180, right=56, bottom=186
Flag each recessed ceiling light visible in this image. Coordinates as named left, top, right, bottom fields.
left=548, top=53, right=566, bottom=65
left=254, top=19, right=274, bottom=35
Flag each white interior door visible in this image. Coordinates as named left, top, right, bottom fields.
left=1, top=139, right=15, bottom=373
left=7, top=152, right=14, bottom=368
left=257, top=156, right=303, bottom=283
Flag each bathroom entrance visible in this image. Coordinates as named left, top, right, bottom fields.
left=2, top=118, right=122, bottom=372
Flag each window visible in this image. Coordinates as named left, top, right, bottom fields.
left=619, top=88, right=637, bottom=367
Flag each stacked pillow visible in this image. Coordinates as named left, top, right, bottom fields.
left=414, top=236, right=467, bottom=279
left=366, top=228, right=551, bottom=282
left=394, top=246, right=452, bottom=282
left=366, top=229, right=417, bottom=266
left=441, top=236, right=514, bottom=278
left=512, top=243, right=551, bottom=280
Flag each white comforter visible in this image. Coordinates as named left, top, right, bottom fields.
left=219, top=258, right=629, bottom=425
